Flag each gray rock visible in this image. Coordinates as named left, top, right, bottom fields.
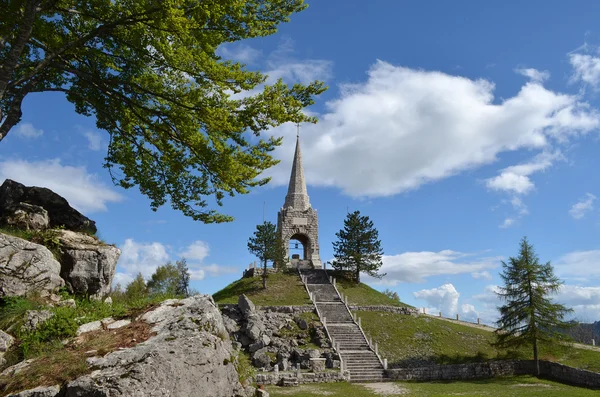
left=0, top=179, right=96, bottom=233
left=1, top=359, right=35, bottom=377
left=7, top=385, right=61, bottom=397
left=238, top=294, right=255, bottom=315
left=0, top=233, right=64, bottom=297
left=106, top=319, right=130, bottom=329
left=0, top=329, right=14, bottom=352
left=64, top=295, right=249, bottom=397
left=308, top=349, right=321, bottom=359
left=296, top=318, right=308, bottom=330
left=244, top=313, right=265, bottom=342
left=21, top=310, right=54, bottom=332
left=76, top=320, right=102, bottom=336
left=252, top=347, right=272, bottom=369
left=261, top=334, right=271, bottom=346
left=56, top=298, right=76, bottom=308
left=0, top=202, right=49, bottom=231
left=103, top=296, right=112, bottom=305
left=57, top=230, right=120, bottom=299
left=249, top=340, right=265, bottom=353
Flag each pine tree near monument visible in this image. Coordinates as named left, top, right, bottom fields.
left=247, top=221, right=281, bottom=289
left=495, top=237, right=573, bottom=376
left=0, top=0, right=326, bottom=224
left=331, top=210, right=385, bottom=284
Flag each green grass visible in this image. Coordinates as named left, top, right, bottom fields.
left=356, top=311, right=600, bottom=372
left=334, top=276, right=412, bottom=307
left=213, top=272, right=311, bottom=306
left=266, top=376, right=599, bottom=396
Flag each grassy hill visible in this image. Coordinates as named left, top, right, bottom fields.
left=355, top=311, right=600, bottom=372
left=212, top=271, right=412, bottom=307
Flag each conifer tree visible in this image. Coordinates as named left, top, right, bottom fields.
left=247, top=221, right=278, bottom=289
left=331, top=210, right=385, bottom=284
left=495, top=237, right=573, bottom=376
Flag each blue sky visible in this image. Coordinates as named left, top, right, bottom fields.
left=3, top=1, right=600, bottom=325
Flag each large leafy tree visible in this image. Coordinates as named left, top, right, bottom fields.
left=0, top=0, right=326, bottom=223
left=331, top=210, right=385, bottom=284
left=495, top=237, right=573, bottom=376
left=247, top=221, right=283, bottom=288
left=147, top=260, right=190, bottom=296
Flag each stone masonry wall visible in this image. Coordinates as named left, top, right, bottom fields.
left=349, top=305, right=419, bottom=315
left=219, top=304, right=314, bottom=315
left=385, top=360, right=600, bottom=389
left=255, top=370, right=346, bottom=386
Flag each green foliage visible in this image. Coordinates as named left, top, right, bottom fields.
left=124, top=273, right=149, bottom=303
left=331, top=210, right=385, bottom=284
left=213, top=272, right=310, bottom=306
left=247, top=221, right=280, bottom=288
left=0, top=0, right=327, bottom=223
left=19, top=307, right=79, bottom=357
left=234, top=351, right=256, bottom=385
left=147, top=264, right=180, bottom=296
left=382, top=289, right=400, bottom=302
left=495, top=237, right=573, bottom=374
left=0, top=296, right=41, bottom=332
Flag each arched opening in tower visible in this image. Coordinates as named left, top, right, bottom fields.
left=289, top=233, right=310, bottom=262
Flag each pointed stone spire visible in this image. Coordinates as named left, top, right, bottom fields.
left=284, top=125, right=310, bottom=211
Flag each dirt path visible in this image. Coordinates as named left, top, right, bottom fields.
left=357, top=383, right=408, bottom=395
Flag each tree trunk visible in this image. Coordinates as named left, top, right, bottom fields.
left=262, top=259, right=267, bottom=289
left=533, top=338, right=540, bottom=376
left=356, top=266, right=360, bottom=285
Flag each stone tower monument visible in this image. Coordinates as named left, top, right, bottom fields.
left=277, top=129, right=322, bottom=269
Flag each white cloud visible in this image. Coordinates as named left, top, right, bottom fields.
left=515, top=68, right=550, bottom=83
left=367, top=250, right=500, bottom=285
left=263, top=61, right=598, bottom=198
left=485, top=151, right=563, bottom=195
left=83, top=130, right=103, bottom=151
left=414, top=283, right=460, bottom=316
left=112, top=272, right=134, bottom=288
left=569, top=53, right=600, bottom=88
left=472, top=270, right=493, bottom=280
left=557, top=285, right=600, bottom=321
left=499, top=217, right=516, bottom=229
left=218, top=43, right=262, bottom=64
left=0, top=158, right=123, bottom=213
left=569, top=193, right=596, bottom=220
left=14, top=122, right=43, bottom=138
left=555, top=250, right=600, bottom=281
left=116, top=239, right=238, bottom=284
left=180, top=240, right=210, bottom=262
left=118, top=239, right=171, bottom=279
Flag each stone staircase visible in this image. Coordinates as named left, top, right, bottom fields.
left=300, top=269, right=387, bottom=382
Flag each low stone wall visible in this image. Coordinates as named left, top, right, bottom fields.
left=255, top=370, right=346, bottom=386
left=385, top=360, right=600, bottom=389
left=349, top=305, right=419, bottom=315
left=243, top=268, right=279, bottom=278
left=219, top=304, right=314, bottom=315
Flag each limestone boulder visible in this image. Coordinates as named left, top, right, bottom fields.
left=0, top=179, right=96, bottom=233
left=0, top=233, right=64, bottom=297
left=21, top=310, right=54, bottom=332
left=64, top=295, right=250, bottom=397
left=6, top=385, right=61, bottom=397
left=0, top=202, right=49, bottom=231
left=238, top=294, right=255, bottom=315
left=57, top=230, right=119, bottom=299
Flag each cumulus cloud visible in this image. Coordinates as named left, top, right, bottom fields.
left=557, top=285, right=600, bottom=321
left=116, top=239, right=237, bottom=284
left=515, top=68, right=550, bottom=83
left=569, top=193, right=596, bottom=220
left=0, top=158, right=123, bottom=213
left=263, top=61, right=598, bottom=199
left=14, top=122, right=44, bottom=138
left=414, top=283, right=460, bottom=316
left=365, top=250, right=500, bottom=285
left=179, top=240, right=210, bottom=262
left=569, top=52, right=600, bottom=88
left=83, top=130, right=103, bottom=151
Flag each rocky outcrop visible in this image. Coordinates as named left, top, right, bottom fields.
left=0, top=202, right=49, bottom=231
left=63, top=295, right=251, bottom=397
left=0, top=179, right=96, bottom=233
left=57, top=230, right=119, bottom=299
left=0, top=234, right=64, bottom=297
left=7, top=385, right=61, bottom=397
left=222, top=296, right=337, bottom=372
left=0, top=330, right=14, bottom=366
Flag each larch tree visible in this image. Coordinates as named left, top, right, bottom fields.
left=331, top=210, right=385, bottom=284
left=495, top=237, right=573, bottom=376
left=0, top=0, right=326, bottom=223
